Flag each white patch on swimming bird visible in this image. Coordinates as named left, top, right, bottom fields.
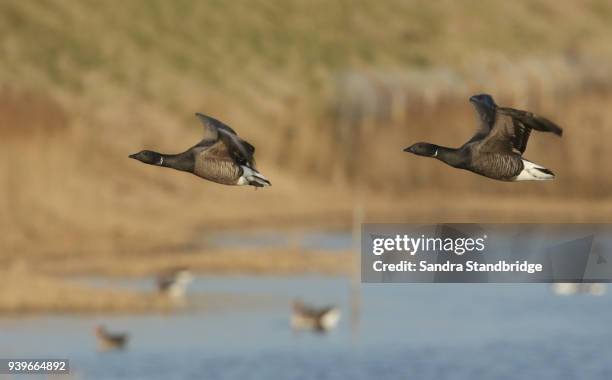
left=514, top=159, right=554, bottom=181
left=158, top=156, right=164, bottom=165
left=290, top=307, right=341, bottom=331
left=551, top=283, right=607, bottom=296
left=167, top=270, right=193, bottom=299
left=433, top=148, right=438, bottom=157
left=319, top=308, right=341, bottom=330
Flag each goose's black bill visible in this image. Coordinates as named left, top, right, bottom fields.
left=403, top=142, right=438, bottom=157
left=403, top=144, right=418, bottom=153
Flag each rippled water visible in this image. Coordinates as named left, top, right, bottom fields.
left=1, top=276, right=611, bottom=379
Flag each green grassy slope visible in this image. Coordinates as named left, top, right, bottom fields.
left=1, top=0, right=611, bottom=121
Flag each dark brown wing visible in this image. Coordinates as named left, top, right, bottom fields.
left=218, top=129, right=256, bottom=167
left=497, top=107, right=563, bottom=137
left=195, top=113, right=256, bottom=167
left=477, top=113, right=529, bottom=154
left=466, top=101, right=496, bottom=144
left=195, top=112, right=237, bottom=137
left=195, top=113, right=221, bottom=143
left=479, top=107, right=563, bottom=154
left=466, top=118, right=493, bottom=144
left=197, top=140, right=233, bottom=162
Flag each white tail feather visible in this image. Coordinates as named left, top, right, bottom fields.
left=238, top=166, right=271, bottom=187
left=515, top=159, right=555, bottom=181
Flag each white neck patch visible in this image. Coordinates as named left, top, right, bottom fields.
left=433, top=148, right=438, bottom=157
left=158, top=156, right=164, bottom=165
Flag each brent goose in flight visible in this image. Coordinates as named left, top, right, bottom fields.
left=404, top=94, right=563, bottom=181
left=291, top=299, right=341, bottom=333
left=130, top=113, right=271, bottom=187
left=94, top=325, right=128, bottom=351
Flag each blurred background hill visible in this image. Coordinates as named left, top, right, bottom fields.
left=2, top=0, right=612, bottom=281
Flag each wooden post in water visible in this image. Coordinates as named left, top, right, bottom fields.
left=349, top=116, right=369, bottom=338
left=350, top=195, right=363, bottom=338
left=340, top=1, right=363, bottom=338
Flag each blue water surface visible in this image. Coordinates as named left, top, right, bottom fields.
left=1, top=276, right=611, bottom=380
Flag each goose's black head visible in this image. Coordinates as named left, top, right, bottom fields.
left=469, top=94, right=497, bottom=124
left=129, top=150, right=163, bottom=165
left=403, top=142, right=438, bottom=157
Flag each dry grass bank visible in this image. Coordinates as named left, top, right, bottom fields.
left=0, top=266, right=173, bottom=315
left=33, top=248, right=353, bottom=277
left=1, top=248, right=350, bottom=314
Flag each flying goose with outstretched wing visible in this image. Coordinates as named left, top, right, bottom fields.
left=129, top=113, right=270, bottom=187
left=404, top=94, right=563, bottom=181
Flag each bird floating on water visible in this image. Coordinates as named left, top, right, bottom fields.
left=94, top=325, right=128, bottom=351
left=551, top=283, right=606, bottom=296
left=156, top=267, right=193, bottom=299
left=404, top=94, right=563, bottom=181
left=130, top=113, right=271, bottom=187
left=291, top=299, right=341, bottom=333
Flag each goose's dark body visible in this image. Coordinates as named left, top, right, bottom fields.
left=404, top=94, right=563, bottom=182
left=129, top=113, right=270, bottom=187
left=192, top=142, right=247, bottom=185
left=435, top=145, right=525, bottom=181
